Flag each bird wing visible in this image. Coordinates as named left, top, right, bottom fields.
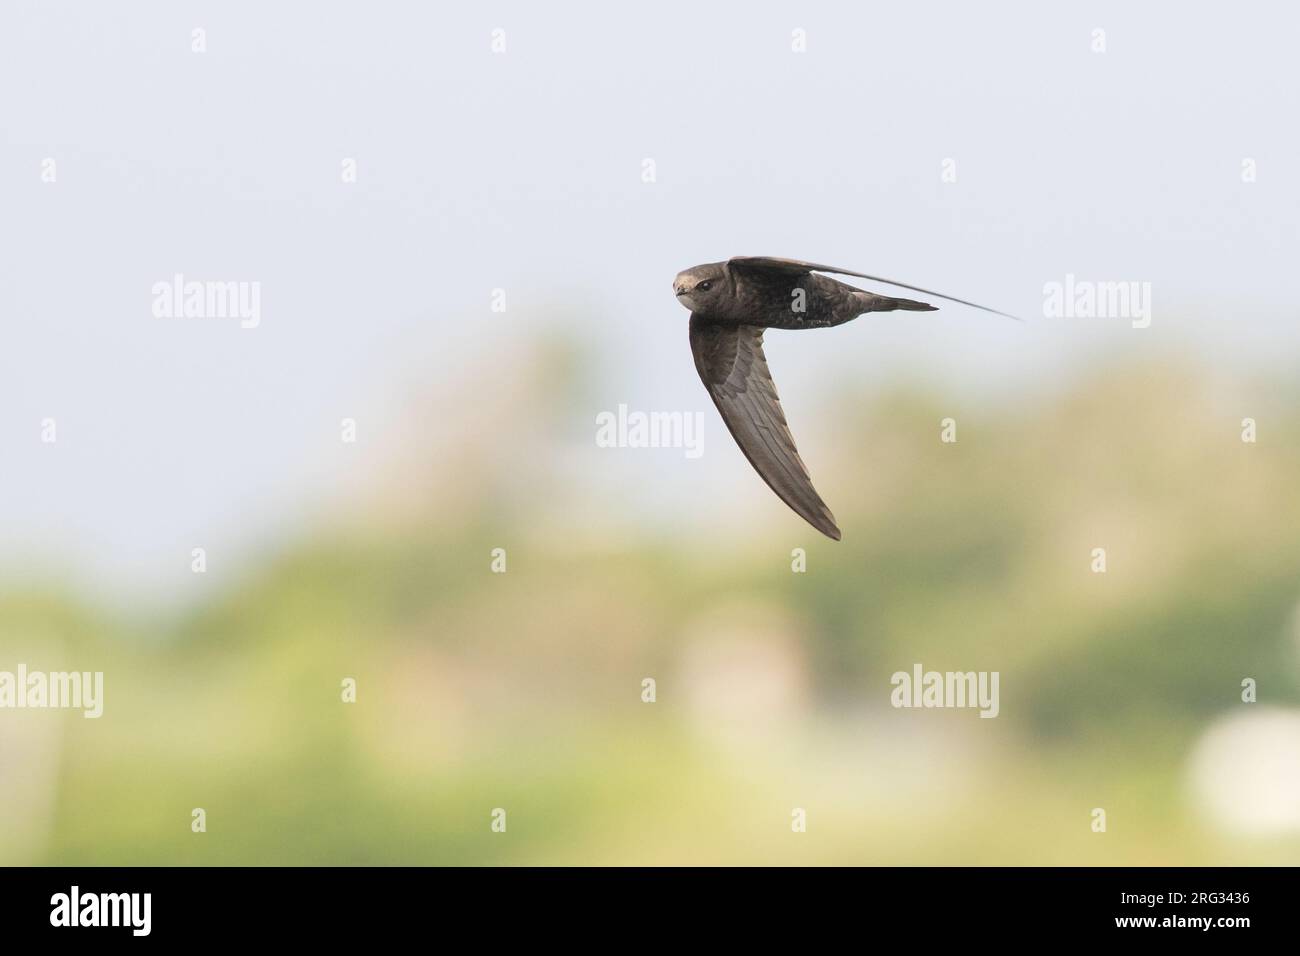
left=689, top=315, right=841, bottom=540
left=727, top=255, right=1019, bottom=320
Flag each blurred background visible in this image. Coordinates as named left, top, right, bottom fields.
left=2, top=1, right=1299, bottom=864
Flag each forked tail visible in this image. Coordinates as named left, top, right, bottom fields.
left=858, top=291, right=939, bottom=313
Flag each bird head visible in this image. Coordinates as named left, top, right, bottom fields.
left=673, top=263, right=727, bottom=312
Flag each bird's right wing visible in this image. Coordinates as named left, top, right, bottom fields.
left=727, top=256, right=1020, bottom=320
left=689, top=315, right=841, bottom=540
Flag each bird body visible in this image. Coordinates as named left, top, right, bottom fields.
left=675, top=256, right=1012, bottom=540
left=682, top=263, right=934, bottom=330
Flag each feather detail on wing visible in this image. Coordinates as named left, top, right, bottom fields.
left=689, top=315, right=841, bottom=540
left=727, top=256, right=1019, bottom=320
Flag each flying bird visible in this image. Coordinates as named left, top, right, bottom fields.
left=676, top=256, right=1015, bottom=541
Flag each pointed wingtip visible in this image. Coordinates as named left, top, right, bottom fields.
left=932, top=302, right=1025, bottom=322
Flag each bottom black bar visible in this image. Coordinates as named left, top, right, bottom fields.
left=0, top=866, right=1283, bottom=941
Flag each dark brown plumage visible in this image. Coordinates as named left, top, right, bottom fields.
left=675, top=256, right=1013, bottom=540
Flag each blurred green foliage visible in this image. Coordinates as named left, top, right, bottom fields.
left=3, top=354, right=1300, bottom=865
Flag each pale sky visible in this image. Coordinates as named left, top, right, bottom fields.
left=2, top=1, right=1297, bottom=602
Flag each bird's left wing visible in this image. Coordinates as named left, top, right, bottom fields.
left=727, top=256, right=1019, bottom=320
left=689, top=315, right=841, bottom=540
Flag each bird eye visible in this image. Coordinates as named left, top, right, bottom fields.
left=697, top=281, right=712, bottom=292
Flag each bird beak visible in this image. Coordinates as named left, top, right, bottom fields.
left=674, top=285, right=688, bottom=296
